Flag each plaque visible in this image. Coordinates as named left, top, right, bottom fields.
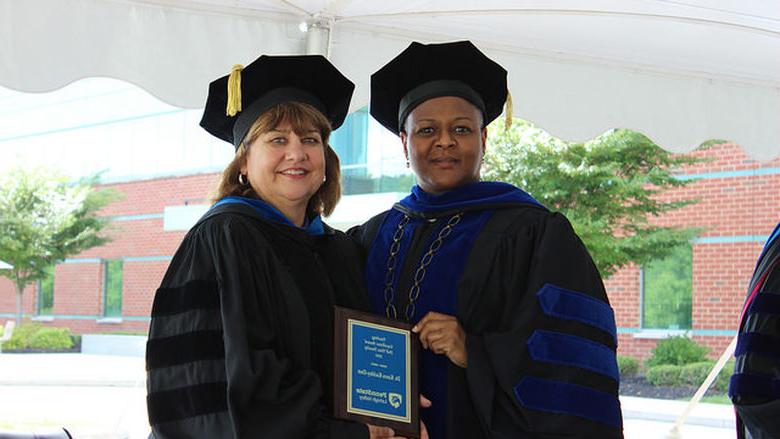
left=333, top=306, right=420, bottom=438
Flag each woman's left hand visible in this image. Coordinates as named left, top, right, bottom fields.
left=389, top=395, right=431, bottom=439
left=412, top=312, right=467, bottom=368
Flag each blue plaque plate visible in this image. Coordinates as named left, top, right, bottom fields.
left=348, top=319, right=410, bottom=421
left=334, top=306, right=420, bottom=437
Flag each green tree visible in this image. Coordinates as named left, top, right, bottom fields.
left=484, top=120, right=703, bottom=277
left=0, top=168, right=119, bottom=325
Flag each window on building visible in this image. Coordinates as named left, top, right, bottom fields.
left=103, top=259, right=123, bottom=317
left=641, top=244, right=693, bottom=330
left=331, top=106, right=414, bottom=195
left=37, top=266, right=55, bottom=315
left=332, top=107, right=372, bottom=194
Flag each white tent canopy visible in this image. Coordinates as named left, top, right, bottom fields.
left=0, top=260, right=12, bottom=270
left=1, top=0, right=778, bottom=160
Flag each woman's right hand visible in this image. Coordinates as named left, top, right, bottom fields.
left=367, top=395, right=432, bottom=439
left=367, top=423, right=429, bottom=439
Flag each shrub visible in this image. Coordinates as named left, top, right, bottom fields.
left=679, top=361, right=715, bottom=386
left=29, top=327, right=74, bottom=349
left=679, top=360, right=736, bottom=391
left=714, top=360, right=736, bottom=392
left=618, top=355, right=640, bottom=377
left=2, top=324, right=74, bottom=350
left=2, top=323, right=41, bottom=350
left=646, top=336, right=709, bottom=367
left=647, top=364, right=684, bottom=386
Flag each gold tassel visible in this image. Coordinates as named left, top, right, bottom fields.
left=504, top=90, right=513, bottom=131
left=226, top=64, right=243, bottom=117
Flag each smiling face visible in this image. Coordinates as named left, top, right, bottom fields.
left=401, top=96, right=487, bottom=195
left=241, top=121, right=325, bottom=218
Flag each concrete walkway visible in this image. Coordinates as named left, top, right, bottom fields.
left=0, top=353, right=737, bottom=438
left=0, top=353, right=145, bottom=387
left=621, top=395, right=734, bottom=429
left=0, top=354, right=147, bottom=439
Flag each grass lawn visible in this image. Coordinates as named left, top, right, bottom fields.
left=677, top=394, right=731, bottom=405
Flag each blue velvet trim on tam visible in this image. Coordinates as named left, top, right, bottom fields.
left=729, top=373, right=780, bottom=400
left=513, top=376, right=622, bottom=428
left=536, top=284, right=617, bottom=341
left=735, top=332, right=780, bottom=359
left=527, top=330, right=619, bottom=381
left=745, top=293, right=780, bottom=316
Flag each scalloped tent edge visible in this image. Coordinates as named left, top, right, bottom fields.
left=1, top=0, right=777, bottom=160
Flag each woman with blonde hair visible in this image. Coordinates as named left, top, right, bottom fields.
left=146, top=55, right=397, bottom=439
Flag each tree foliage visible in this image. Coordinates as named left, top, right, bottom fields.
left=0, top=168, right=119, bottom=324
left=484, top=120, right=704, bottom=277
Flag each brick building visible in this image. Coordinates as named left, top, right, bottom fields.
left=1, top=142, right=779, bottom=361
left=608, top=142, right=780, bottom=360
left=0, top=173, right=217, bottom=334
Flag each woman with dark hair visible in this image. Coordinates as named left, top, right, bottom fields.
left=145, top=55, right=396, bottom=439
left=351, top=41, right=623, bottom=439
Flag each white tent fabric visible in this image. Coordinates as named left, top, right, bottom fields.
left=1, top=0, right=778, bottom=159
left=0, top=260, right=12, bottom=270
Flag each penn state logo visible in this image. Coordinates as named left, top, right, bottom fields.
left=388, top=393, right=402, bottom=409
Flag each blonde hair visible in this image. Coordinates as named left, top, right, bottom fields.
left=212, top=102, right=342, bottom=216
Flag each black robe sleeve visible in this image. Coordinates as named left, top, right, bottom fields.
left=146, top=215, right=368, bottom=439
left=462, top=212, right=622, bottom=438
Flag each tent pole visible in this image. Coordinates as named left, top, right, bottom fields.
left=665, top=334, right=737, bottom=439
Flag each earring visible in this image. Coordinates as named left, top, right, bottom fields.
left=405, top=160, right=410, bottom=168
left=323, top=174, right=327, bottom=183
left=238, top=174, right=248, bottom=185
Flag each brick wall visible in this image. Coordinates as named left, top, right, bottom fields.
left=0, top=279, right=35, bottom=318
left=605, top=265, right=641, bottom=329
left=606, top=143, right=780, bottom=360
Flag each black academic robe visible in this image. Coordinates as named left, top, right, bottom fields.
left=350, top=182, right=623, bottom=439
left=146, top=202, right=369, bottom=439
left=731, top=222, right=780, bottom=439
